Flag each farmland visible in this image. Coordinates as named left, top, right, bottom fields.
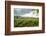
left=14, top=16, right=39, bottom=27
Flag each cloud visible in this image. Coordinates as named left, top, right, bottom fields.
left=14, top=8, right=32, bottom=16
left=14, top=8, right=39, bottom=18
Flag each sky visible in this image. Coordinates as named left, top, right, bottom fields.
left=14, top=8, right=39, bottom=18
left=14, top=8, right=32, bottom=16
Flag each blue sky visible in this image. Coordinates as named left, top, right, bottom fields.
left=14, top=8, right=32, bottom=16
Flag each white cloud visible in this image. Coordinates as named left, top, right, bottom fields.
left=20, top=11, right=39, bottom=18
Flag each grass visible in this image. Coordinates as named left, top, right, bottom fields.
left=14, top=16, right=39, bottom=27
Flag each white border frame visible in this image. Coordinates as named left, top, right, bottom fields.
left=11, top=5, right=42, bottom=31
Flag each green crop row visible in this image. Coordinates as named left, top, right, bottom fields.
left=14, top=16, right=39, bottom=27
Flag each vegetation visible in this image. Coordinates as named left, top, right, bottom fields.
left=14, top=16, right=39, bottom=27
